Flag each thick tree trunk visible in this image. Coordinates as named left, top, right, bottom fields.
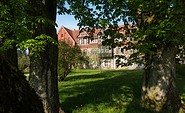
left=142, top=44, right=181, bottom=112
left=0, top=57, right=44, bottom=113
left=28, top=0, right=59, bottom=113
left=29, top=44, right=59, bottom=113
left=1, top=45, right=18, bottom=68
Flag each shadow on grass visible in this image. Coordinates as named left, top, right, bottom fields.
left=59, top=69, right=155, bottom=113
left=59, top=68, right=185, bottom=113
left=64, top=73, right=108, bottom=81
left=65, top=69, right=122, bottom=80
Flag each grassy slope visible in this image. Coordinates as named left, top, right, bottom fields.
left=59, top=67, right=185, bottom=113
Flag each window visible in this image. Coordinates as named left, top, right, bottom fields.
left=78, top=38, right=82, bottom=44
left=91, top=49, right=97, bottom=54
left=60, top=34, right=64, bottom=40
left=91, top=38, right=98, bottom=43
left=130, top=49, right=134, bottom=54
left=118, top=48, right=122, bottom=54
left=105, top=47, right=110, bottom=53
left=100, top=48, right=104, bottom=53
left=83, top=38, right=88, bottom=44
left=104, top=60, right=108, bottom=67
left=78, top=38, right=88, bottom=44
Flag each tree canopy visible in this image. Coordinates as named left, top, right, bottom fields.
left=0, top=0, right=57, bottom=57
left=61, top=0, right=185, bottom=52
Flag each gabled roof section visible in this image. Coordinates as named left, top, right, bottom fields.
left=63, top=27, right=79, bottom=42
left=71, top=30, right=80, bottom=42
left=78, top=28, right=101, bottom=38
left=58, top=25, right=131, bottom=41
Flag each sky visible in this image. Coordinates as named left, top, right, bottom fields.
left=56, top=14, right=79, bottom=32
left=56, top=12, right=126, bottom=33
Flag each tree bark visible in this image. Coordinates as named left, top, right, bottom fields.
left=1, top=45, right=18, bottom=69
left=28, top=0, right=59, bottom=113
left=142, top=44, right=181, bottom=112
left=0, top=57, right=44, bottom=113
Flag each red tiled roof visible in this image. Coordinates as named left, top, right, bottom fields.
left=58, top=25, right=133, bottom=44
left=63, top=27, right=79, bottom=42
left=61, top=27, right=102, bottom=39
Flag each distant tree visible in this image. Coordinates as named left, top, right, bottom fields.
left=17, top=49, right=30, bottom=70
left=58, top=42, right=87, bottom=81
left=62, top=0, right=185, bottom=112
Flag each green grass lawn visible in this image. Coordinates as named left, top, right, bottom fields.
left=58, top=67, right=185, bottom=113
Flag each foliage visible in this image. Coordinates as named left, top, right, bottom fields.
left=58, top=69, right=185, bottom=113
left=0, top=0, right=57, bottom=56
left=127, top=0, right=185, bottom=55
left=18, top=34, right=58, bottom=56
left=176, top=64, right=185, bottom=77
left=58, top=42, right=87, bottom=81
left=176, top=46, right=185, bottom=64
left=57, top=1, right=71, bottom=15
left=0, top=0, right=31, bottom=51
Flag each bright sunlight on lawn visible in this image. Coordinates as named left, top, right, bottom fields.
left=58, top=67, right=185, bottom=113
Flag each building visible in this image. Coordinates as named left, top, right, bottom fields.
left=58, top=26, right=141, bottom=69
left=58, top=26, right=78, bottom=47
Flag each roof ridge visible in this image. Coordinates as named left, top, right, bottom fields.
left=63, top=27, right=78, bottom=44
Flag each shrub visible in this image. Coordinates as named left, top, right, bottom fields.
left=58, top=42, right=88, bottom=81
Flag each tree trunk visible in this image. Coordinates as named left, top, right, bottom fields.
left=0, top=57, right=44, bottom=113
left=29, top=44, right=59, bottom=113
left=28, top=0, right=59, bottom=113
left=142, top=44, right=181, bottom=112
left=1, top=45, right=18, bottom=69
left=2, top=44, right=18, bottom=69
